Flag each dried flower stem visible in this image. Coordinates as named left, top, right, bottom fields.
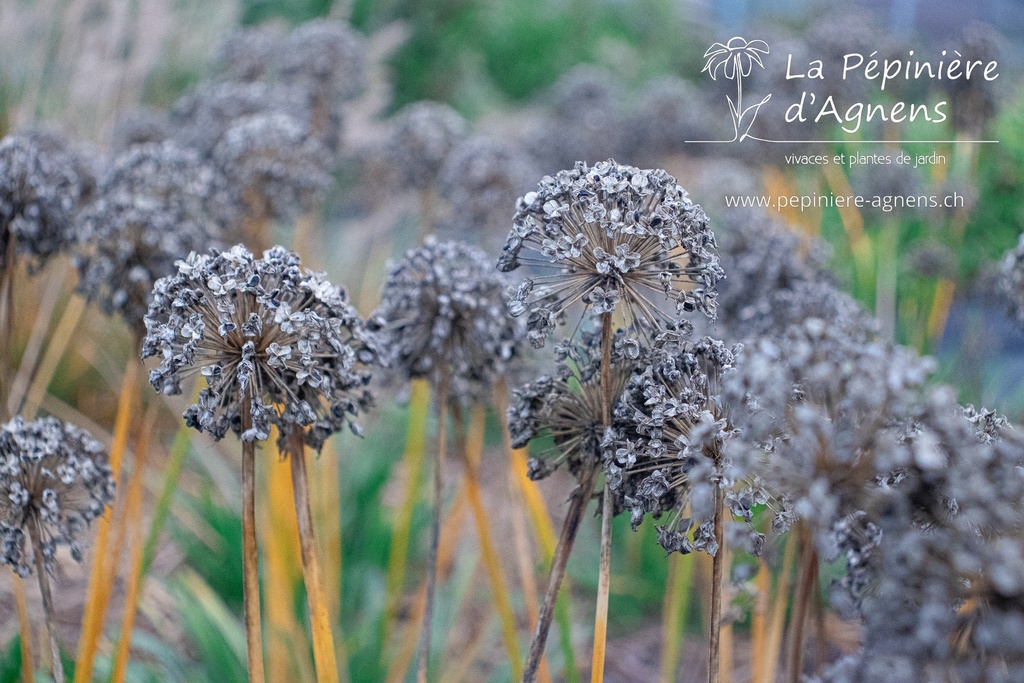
left=19, top=296, right=85, bottom=419
left=750, top=560, right=770, bottom=683
left=10, top=569, right=34, bottom=683
left=241, top=391, right=267, bottom=683
left=591, top=312, right=615, bottom=683
left=709, top=482, right=726, bottom=683
left=659, top=551, right=694, bottom=683
left=383, top=379, right=431, bottom=658
left=418, top=189, right=435, bottom=237
left=386, top=487, right=469, bottom=683
left=523, top=463, right=598, bottom=683
left=287, top=429, right=341, bottom=683
left=452, top=404, right=524, bottom=680
left=28, top=519, right=63, bottom=683
left=762, top=534, right=797, bottom=683
left=785, top=526, right=818, bottom=683
left=109, top=405, right=159, bottom=683
left=419, top=370, right=449, bottom=683
left=74, top=360, right=139, bottom=683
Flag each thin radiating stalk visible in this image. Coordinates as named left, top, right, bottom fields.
left=241, top=392, right=267, bottom=683
left=288, top=429, right=342, bottom=683
left=419, top=371, right=449, bottom=683
left=74, top=360, right=139, bottom=683
left=28, top=519, right=63, bottom=683
left=383, top=380, right=431, bottom=658
left=453, top=404, right=524, bottom=680
left=590, top=313, right=614, bottom=683
left=709, top=483, right=726, bottom=683
left=785, top=528, right=818, bottom=683
left=522, top=464, right=598, bottom=683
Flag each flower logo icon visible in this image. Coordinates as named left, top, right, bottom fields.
left=702, top=37, right=772, bottom=141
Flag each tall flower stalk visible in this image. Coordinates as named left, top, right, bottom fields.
left=372, top=237, right=523, bottom=681
left=143, top=244, right=376, bottom=683
left=499, top=160, right=720, bottom=682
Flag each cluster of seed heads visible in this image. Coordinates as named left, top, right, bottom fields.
left=143, top=244, right=376, bottom=451
left=438, top=135, right=537, bottom=248
left=372, top=237, right=522, bottom=401
left=724, top=317, right=934, bottom=579
left=499, top=159, right=722, bottom=348
left=611, top=336, right=745, bottom=556
left=213, top=113, right=333, bottom=223
left=381, top=102, right=469, bottom=191
left=818, top=388, right=1024, bottom=682
left=0, top=128, right=98, bottom=274
left=998, top=233, right=1024, bottom=330
left=507, top=328, right=639, bottom=484
left=0, top=416, right=114, bottom=577
left=75, top=142, right=235, bottom=334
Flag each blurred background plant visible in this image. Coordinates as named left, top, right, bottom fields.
left=0, top=0, right=1023, bottom=681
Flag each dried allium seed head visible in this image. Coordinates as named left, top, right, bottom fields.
left=906, top=239, right=958, bottom=280
left=372, top=237, right=522, bottom=399
left=437, top=135, right=537, bottom=248
left=724, top=318, right=933, bottom=554
left=998, top=233, right=1024, bottom=330
left=211, top=26, right=283, bottom=83
left=75, top=142, right=236, bottom=334
left=945, top=22, right=1002, bottom=133
left=629, top=76, right=717, bottom=162
left=819, top=388, right=1024, bottom=682
left=110, top=106, right=171, bottom=154
left=143, top=244, right=376, bottom=450
left=499, top=159, right=722, bottom=348
left=0, top=127, right=98, bottom=273
left=613, top=337, right=746, bottom=556
left=382, top=102, right=469, bottom=190
left=0, top=416, right=114, bottom=577
left=710, top=209, right=832, bottom=341
left=279, top=20, right=366, bottom=102
left=170, top=81, right=312, bottom=158
left=507, top=329, right=640, bottom=485
left=213, top=113, right=333, bottom=222
left=526, top=65, right=632, bottom=173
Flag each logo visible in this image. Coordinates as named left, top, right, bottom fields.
left=702, top=37, right=772, bottom=142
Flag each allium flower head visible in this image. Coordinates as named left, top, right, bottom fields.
left=0, top=128, right=98, bottom=273
left=213, top=113, right=333, bottom=222
left=211, top=26, right=283, bottom=83
left=819, top=388, right=1024, bottom=682
left=499, top=160, right=722, bottom=347
left=725, top=318, right=933, bottom=554
left=629, top=76, right=717, bottom=162
left=279, top=20, right=366, bottom=103
left=527, top=65, right=632, bottom=173
left=110, top=106, right=170, bottom=154
left=143, top=245, right=376, bottom=450
left=998, top=233, right=1024, bottom=330
left=437, top=135, right=537, bottom=248
left=372, top=237, right=522, bottom=399
left=946, top=22, right=1002, bottom=133
left=75, top=142, right=236, bottom=334
left=507, top=329, right=640, bottom=484
left=382, top=102, right=469, bottom=190
left=613, top=336, right=745, bottom=556
left=170, top=81, right=311, bottom=158
left=0, top=416, right=114, bottom=577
